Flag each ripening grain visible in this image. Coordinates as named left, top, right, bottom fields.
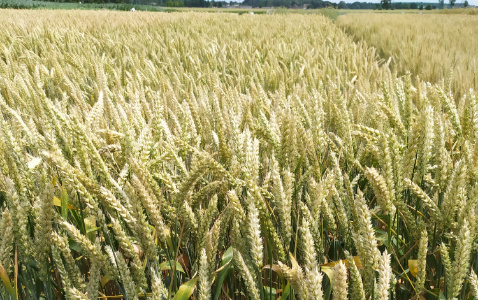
left=0, top=9, right=477, bottom=300
left=337, top=13, right=478, bottom=96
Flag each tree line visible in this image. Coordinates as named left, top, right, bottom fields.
left=29, top=0, right=469, bottom=9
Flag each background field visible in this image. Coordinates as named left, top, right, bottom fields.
left=337, top=13, right=478, bottom=97
left=0, top=7, right=478, bottom=300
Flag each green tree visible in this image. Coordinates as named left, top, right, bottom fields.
left=381, top=0, right=391, bottom=9
left=449, top=0, right=455, bottom=7
left=425, top=4, right=432, bottom=9
left=464, top=0, right=468, bottom=7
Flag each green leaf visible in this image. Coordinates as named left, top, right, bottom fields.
left=213, top=247, right=234, bottom=300
left=173, top=277, right=198, bottom=300
left=221, top=246, right=233, bottom=266
left=294, top=154, right=304, bottom=174
left=159, top=260, right=185, bottom=273
left=84, top=216, right=97, bottom=243
left=0, top=262, right=16, bottom=298
left=53, top=196, right=76, bottom=210
left=263, top=286, right=277, bottom=300
left=101, top=275, right=111, bottom=288
left=375, top=228, right=390, bottom=249
left=70, top=208, right=85, bottom=234
left=439, top=290, right=447, bottom=300
left=160, top=227, right=173, bottom=250
left=68, top=239, right=84, bottom=254
left=61, top=188, right=69, bottom=220
left=321, top=265, right=335, bottom=284
left=280, top=283, right=290, bottom=300
left=86, top=227, right=102, bottom=234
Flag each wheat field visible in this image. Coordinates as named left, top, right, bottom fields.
left=0, top=9, right=477, bottom=300
left=337, top=13, right=478, bottom=98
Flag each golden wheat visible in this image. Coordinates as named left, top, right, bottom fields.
left=0, top=8, right=477, bottom=300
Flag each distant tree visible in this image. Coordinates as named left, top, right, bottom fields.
left=381, top=0, right=391, bottom=9
left=418, top=4, right=423, bottom=9
left=425, top=3, right=432, bottom=9
left=165, top=0, right=183, bottom=6
left=338, top=0, right=346, bottom=8
left=449, top=0, right=455, bottom=7
left=410, top=2, right=417, bottom=8
left=439, top=0, right=444, bottom=8
left=464, top=0, right=468, bottom=7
